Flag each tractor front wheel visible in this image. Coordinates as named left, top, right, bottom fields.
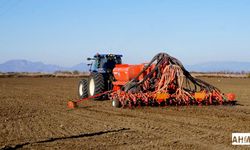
left=78, top=79, right=88, bottom=99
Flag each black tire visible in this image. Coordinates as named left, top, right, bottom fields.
left=112, top=99, right=121, bottom=108
left=88, top=73, right=105, bottom=100
left=78, top=79, right=88, bottom=99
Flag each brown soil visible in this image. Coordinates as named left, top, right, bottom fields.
left=0, top=77, right=250, bottom=150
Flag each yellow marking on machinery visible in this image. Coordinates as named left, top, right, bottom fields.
left=194, top=91, right=206, bottom=101
left=155, top=92, right=170, bottom=100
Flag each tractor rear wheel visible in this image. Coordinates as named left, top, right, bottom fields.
left=78, top=79, right=88, bottom=99
left=88, top=73, right=105, bottom=100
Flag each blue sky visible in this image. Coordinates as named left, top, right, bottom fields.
left=0, top=0, right=250, bottom=67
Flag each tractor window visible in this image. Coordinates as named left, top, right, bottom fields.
left=91, top=57, right=107, bottom=71
left=99, top=58, right=107, bottom=68
left=91, top=61, right=98, bottom=71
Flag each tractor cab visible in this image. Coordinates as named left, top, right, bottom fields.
left=88, top=53, right=122, bottom=74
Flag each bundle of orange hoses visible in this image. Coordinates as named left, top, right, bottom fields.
left=109, top=53, right=236, bottom=108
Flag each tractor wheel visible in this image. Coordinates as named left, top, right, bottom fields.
left=78, top=79, right=88, bottom=99
left=112, top=99, right=121, bottom=108
left=88, top=73, right=105, bottom=100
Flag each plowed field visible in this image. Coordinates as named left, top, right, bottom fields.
left=0, top=77, right=250, bottom=150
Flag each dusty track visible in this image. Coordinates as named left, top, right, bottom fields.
left=0, top=78, right=250, bottom=149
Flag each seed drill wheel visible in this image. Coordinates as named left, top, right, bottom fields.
left=78, top=79, right=88, bottom=99
left=88, top=72, right=105, bottom=100
left=112, top=99, right=121, bottom=108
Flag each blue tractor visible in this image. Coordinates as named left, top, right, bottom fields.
left=78, top=53, right=123, bottom=99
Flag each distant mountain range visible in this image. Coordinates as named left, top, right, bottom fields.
left=0, top=60, right=249, bottom=73
left=0, top=60, right=88, bottom=73
left=186, top=61, right=250, bottom=72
